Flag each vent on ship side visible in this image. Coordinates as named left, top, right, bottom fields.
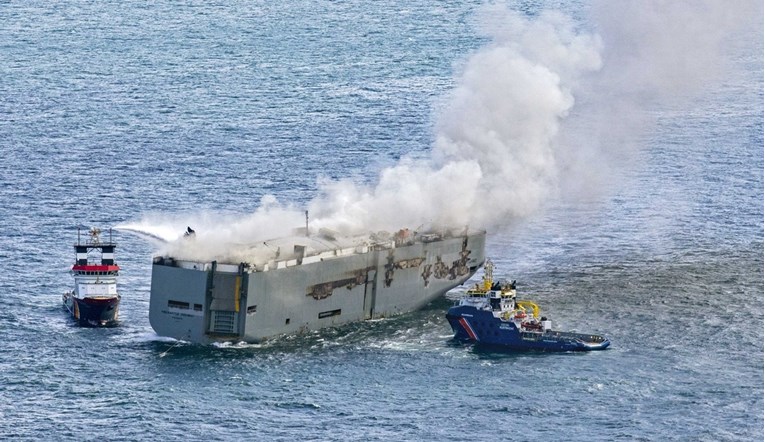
left=318, top=309, right=341, bottom=319
left=210, top=310, right=236, bottom=334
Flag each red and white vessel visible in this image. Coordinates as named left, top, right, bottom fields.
left=63, top=227, right=121, bottom=326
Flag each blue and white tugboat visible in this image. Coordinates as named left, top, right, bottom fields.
left=62, top=227, right=121, bottom=327
left=446, top=260, right=609, bottom=351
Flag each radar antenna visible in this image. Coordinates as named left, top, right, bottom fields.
left=89, top=227, right=102, bottom=244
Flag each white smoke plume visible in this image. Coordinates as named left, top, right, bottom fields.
left=117, top=195, right=306, bottom=261
left=120, top=1, right=761, bottom=261
left=306, top=7, right=603, bottom=233
left=556, top=0, right=761, bottom=198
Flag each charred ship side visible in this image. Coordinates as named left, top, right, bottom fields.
left=63, top=228, right=121, bottom=327
left=149, top=228, right=486, bottom=344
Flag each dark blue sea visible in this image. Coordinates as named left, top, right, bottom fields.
left=1, top=1, right=762, bottom=441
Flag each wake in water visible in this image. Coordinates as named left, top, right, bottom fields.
left=118, top=1, right=759, bottom=262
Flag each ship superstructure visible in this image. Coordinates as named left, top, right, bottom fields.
left=149, top=227, right=486, bottom=343
left=63, top=227, right=121, bottom=326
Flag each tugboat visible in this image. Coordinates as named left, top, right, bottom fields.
left=62, top=227, right=121, bottom=327
left=446, top=260, right=609, bottom=351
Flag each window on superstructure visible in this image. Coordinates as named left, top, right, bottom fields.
left=168, top=300, right=190, bottom=310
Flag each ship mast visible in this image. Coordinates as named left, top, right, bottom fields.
left=483, top=259, right=494, bottom=291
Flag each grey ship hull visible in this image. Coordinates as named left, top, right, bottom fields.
left=149, top=230, right=486, bottom=344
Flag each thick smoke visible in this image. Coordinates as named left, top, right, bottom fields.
left=303, top=7, right=603, bottom=234
left=119, top=1, right=761, bottom=261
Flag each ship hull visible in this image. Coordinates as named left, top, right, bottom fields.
left=446, top=305, right=609, bottom=352
left=150, top=231, right=486, bottom=344
left=63, top=292, right=120, bottom=327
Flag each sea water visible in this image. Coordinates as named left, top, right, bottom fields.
left=0, top=1, right=762, bottom=440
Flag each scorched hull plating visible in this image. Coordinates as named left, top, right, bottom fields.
left=149, top=229, right=486, bottom=344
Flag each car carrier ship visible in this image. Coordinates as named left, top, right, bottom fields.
left=149, top=227, right=486, bottom=344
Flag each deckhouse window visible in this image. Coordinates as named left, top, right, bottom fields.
left=168, top=300, right=190, bottom=310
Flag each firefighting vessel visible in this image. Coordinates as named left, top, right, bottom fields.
left=63, top=227, right=121, bottom=326
left=446, top=260, right=609, bottom=351
left=149, top=227, right=486, bottom=344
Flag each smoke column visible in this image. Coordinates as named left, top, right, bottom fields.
left=556, top=0, right=761, bottom=198
left=306, top=7, right=602, bottom=235
left=119, top=1, right=761, bottom=261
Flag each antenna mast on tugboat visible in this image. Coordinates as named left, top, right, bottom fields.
left=483, top=258, right=494, bottom=291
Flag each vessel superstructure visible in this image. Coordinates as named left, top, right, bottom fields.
left=149, top=227, right=486, bottom=343
left=63, top=227, right=121, bottom=326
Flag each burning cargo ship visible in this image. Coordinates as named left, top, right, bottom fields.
left=149, top=227, right=486, bottom=344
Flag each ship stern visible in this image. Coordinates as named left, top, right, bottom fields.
left=149, top=259, right=214, bottom=343
left=149, top=258, right=248, bottom=344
